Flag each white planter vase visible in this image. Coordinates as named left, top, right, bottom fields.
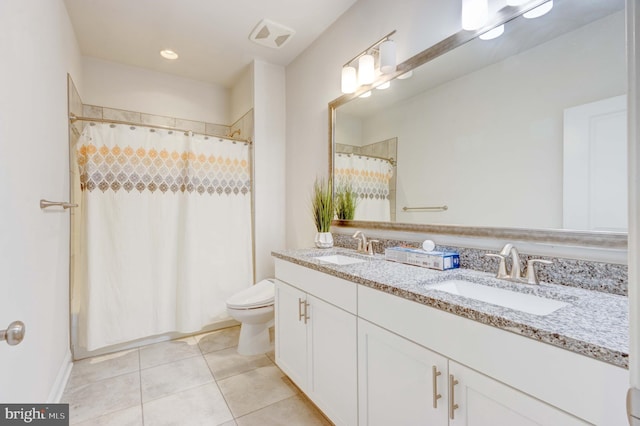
left=315, top=232, right=334, bottom=248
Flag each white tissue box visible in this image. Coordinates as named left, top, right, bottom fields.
left=385, top=247, right=460, bottom=270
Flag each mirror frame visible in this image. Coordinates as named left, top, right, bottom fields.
left=328, top=0, right=627, bottom=250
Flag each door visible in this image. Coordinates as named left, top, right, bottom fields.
left=274, top=280, right=308, bottom=388
left=358, top=319, right=448, bottom=426
left=448, top=361, right=587, bottom=426
left=563, top=95, right=627, bottom=231
left=307, top=295, right=357, bottom=426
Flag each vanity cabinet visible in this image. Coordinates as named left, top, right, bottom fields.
left=274, top=257, right=628, bottom=425
left=358, top=318, right=449, bottom=425
left=358, top=319, right=586, bottom=426
left=274, top=260, right=358, bottom=426
left=448, top=361, right=586, bottom=425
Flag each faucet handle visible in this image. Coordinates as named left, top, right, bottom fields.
left=525, top=259, right=552, bottom=284
left=366, top=240, right=379, bottom=255
left=485, top=253, right=509, bottom=279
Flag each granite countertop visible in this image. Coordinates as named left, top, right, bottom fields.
left=272, top=247, right=629, bottom=369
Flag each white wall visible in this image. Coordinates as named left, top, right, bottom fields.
left=285, top=0, right=461, bottom=248
left=0, top=0, right=82, bottom=402
left=230, top=66, right=254, bottom=124
left=253, top=61, right=287, bottom=280
left=82, top=57, right=229, bottom=124
left=362, top=12, right=625, bottom=229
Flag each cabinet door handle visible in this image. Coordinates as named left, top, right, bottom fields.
left=298, top=298, right=305, bottom=322
left=303, top=301, right=310, bottom=324
left=449, top=374, right=459, bottom=420
left=432, top=366, right=442, bottom=408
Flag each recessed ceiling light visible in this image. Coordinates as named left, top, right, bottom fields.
left=160, top=49, right=179, bottom=60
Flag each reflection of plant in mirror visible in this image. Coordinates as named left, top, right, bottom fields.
left=312, top=177, right=334, bottom=232
left=335, top=184, right=358, bottom=220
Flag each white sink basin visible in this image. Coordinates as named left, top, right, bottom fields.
left=430, top=280, right=568, bottom=316
left=314, top=254, right=367, bottom=265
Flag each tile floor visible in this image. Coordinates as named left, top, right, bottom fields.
left=61, top=326, right=331, bottom=425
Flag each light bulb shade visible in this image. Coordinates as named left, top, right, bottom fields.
left=358, top=54, right=375, bottom=85
left=523, top=0, right=553, bottom=19
left=341, top=66, right=357, bottom=94
left=479, top=24, right=504, bottom=40
left=461, top=0, right=489, bottom=31
left=379, top=40, right=397, bottom=74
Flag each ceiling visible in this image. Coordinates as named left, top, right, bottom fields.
left=63, top=0, right=357, bottom=88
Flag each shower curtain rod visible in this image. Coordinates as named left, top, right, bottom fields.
left=69, top=113, right=252, bottom=144
left=337, top=152, right=396, bottom=166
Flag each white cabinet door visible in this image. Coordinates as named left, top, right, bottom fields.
left=308, top=295, right=358, bottom=426
left=358, top=319, right=448, bottom=426
left=274, top=280, right=307, bottom=389
left=448, top=361, right=587, bottom=426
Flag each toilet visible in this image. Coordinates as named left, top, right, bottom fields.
left=226, top=279, right=275, bottom=355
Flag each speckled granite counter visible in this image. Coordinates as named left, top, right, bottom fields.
left=272, top=247, right=629, bottom=369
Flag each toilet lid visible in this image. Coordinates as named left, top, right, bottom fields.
left=226, top=279, right=275, bottom=309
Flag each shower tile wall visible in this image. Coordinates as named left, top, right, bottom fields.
left=230, top=109, right=254, bottom=142
left=336, top=137, right=398, bottom=221
left=81, top=105, right=247, bottom=140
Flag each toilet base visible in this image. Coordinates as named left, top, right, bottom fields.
left=237, top=320, right=273, bottom=355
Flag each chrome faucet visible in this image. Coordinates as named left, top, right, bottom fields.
left=353, top=231, right=368, bottom=253
left=500, top=243, right=522, bottom=280
left=353, top=231, right=378, bottom=255
left=486, top=243, right=553, bottom=284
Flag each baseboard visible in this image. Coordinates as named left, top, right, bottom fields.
left=47, top=349, right=73, bottom=403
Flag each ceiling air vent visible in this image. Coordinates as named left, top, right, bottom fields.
left=249, top=19, right=295, bottom=49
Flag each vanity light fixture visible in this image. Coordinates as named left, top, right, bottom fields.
left=379, top=39, right=397, bottom=74
left=461, top=0, right=489, bottom=31
left=340, top=30, right=397, bottom=94
left=160, top=49, right=179, bottom=60
left=341, top=66, right=358, bottom=93
left=358, top=54, right=375, bottom=85
left=479, top=24, right=504, bottom=40
left=523, top=0, right=553, bottom=19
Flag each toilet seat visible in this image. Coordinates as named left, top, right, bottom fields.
left=226, top=279, right=275, bottom=310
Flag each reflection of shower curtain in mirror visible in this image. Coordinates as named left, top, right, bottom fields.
left=335, top=154, right=393, bottom=221
left=74, top=123, right=253, bottom=351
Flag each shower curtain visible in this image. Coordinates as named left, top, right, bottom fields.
left=74, top=123, right=253, bottom=351
left=335, top=153, right=393, bottom=222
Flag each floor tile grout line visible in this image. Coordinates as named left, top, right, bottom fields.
left=202, top=351, right=237, bottom=421
left=139, top=350, right=203, bottom=371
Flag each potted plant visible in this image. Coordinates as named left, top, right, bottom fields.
left=335, top=183, right=358, bottom=220
left=312, top=177, right=334, bottom=248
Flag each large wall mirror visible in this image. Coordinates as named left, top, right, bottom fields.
left=329, top=0, right=627, bottom=248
